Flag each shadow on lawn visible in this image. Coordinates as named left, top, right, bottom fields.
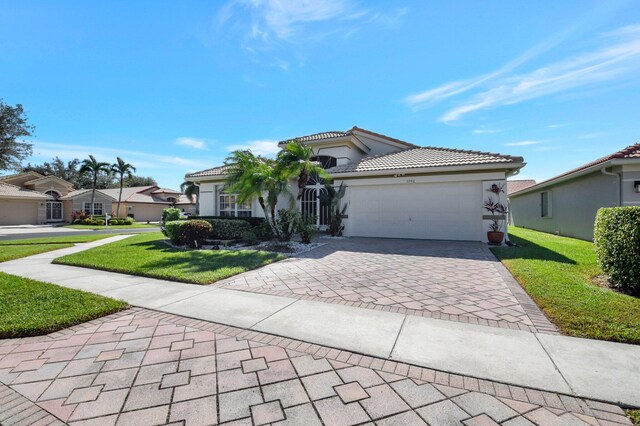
left=130, top=239, right=282, bottom=275
left=492, top=233, right=577, bottom=265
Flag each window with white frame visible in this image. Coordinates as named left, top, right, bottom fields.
left=541, top=192, right=552, bottom=218
left=84, top=202, right=104, bottom=215
left=219, top=194, right=251, bottom=217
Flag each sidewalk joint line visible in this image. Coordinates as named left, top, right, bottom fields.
left=388, top=314, right=408, bottom=359
left=534, top=332, right=576, bottom=395
left=248, top=299, right=300, bottom=329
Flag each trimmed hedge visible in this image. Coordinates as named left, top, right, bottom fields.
left=594, top=207, right=640, bottom=295
left=164, top=220, right=212, bottom=248
left=191, top=216, right=273, bottom=241
left=205, top=219, right=252, bottom=240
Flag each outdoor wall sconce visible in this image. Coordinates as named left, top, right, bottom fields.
left=635, top=181, right=640, bottom=193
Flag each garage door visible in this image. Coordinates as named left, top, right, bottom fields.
left=0, top=199, right=39, bottom=225
left=348, top=181, right=482, bottom=241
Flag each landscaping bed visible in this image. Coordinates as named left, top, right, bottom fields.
left=0, top=272, right=127, bottom=338
left=492, top=227, right=640, bottom=344
left=0, top=235, right=112, bottom=263
left=53, top=232, right=285, bottom=284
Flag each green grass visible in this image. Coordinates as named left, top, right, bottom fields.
left=0, top=272, right=127, bottom=338
left=628, top=410, right=640, bottom=425
left=492, top=227, right=640, bottom=344
left=65, top=223, right=159, bottom=230
left=54, top=232, right=285, bottom=284
left=0, top=235, right=112, bottom=263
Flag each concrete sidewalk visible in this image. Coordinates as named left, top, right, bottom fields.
left=1, top=236, right=639, bottom=407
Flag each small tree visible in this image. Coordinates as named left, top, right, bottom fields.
left=320, top=182, right=347, bottom=236
left=277, top=139, right=331, bottom=199
left=181, top=180, right=200, bottom=215
left=111, top=157, right=136, bottom=218
left=225, top=150, right=292, bottom=239
left=0, top=100, right=34, bottom=171
left=79, top=155, right=111, bottom=218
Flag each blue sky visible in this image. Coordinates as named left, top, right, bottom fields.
left=1, top=0, right=639, bottom=188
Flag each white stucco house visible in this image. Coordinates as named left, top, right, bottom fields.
left=509, top=143, right=640, bottom=241
left=186, top=127, right=525, bottom=242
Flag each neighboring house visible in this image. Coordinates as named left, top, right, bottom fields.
left=509, top=143, right=640, bottom=241
left=507, top=180, right=536, bottom=195
left=186, top=126, right=524, bottom=242
left=0, top=171, right=195, bottom=225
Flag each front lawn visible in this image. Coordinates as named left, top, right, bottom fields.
left=492, top=227, right=640, bottom=344
left=53, top=232, right=285, bottom=284
left=0, top=235, right=112, bottom=263
left=65, top=223, right=159, bottom=230
left=0, top=272, right=127, bottom=338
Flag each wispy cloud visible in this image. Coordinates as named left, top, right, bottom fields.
left=217, top=1, right=406, bottom=69
left=227, top=139, right=281, bottom=156
left=30, top=142, right=208, bottom=172
left=175, top=137, right=207, bottom=150
left=405, top=23, right=640, bottom=123
left=504, top=140, right=544, bottom=147
left=579, top=132, right=606, bottom=139
left=472, top=128, right=502, bottom=135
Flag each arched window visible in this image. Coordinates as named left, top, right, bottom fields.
left=166, top=197, right=177, bottom=204
left=45, top=190, right=60, bottom=200
left=311, top=156, right=337, bottom=170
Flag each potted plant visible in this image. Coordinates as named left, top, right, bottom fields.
left=487, top=220, right=504, bottom=244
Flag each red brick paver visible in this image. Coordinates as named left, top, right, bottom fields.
left=216, top=238, right=556, bottom=333
left=0, top=308, right=625, bottom=425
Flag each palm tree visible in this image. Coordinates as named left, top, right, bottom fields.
left=277, top=139, right=332, bottom=199
left=180, top=180, right=199, bottom=215
left=225, top=150, right=292, bottom=238
left=111, top=157, right=136, bottom=218
left=79, top=155, right=111, bottom=218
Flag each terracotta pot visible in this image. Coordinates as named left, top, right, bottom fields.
left=487, top=231, right=504, bottom=244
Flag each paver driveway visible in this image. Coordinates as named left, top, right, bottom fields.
left=0, top=308, right=627, bottom=425
left=216, top=238, right=554, bottom=333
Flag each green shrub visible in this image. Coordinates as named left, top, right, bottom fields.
left=190, top=216, right=274, bottom=240
left=594, top=207, right=640, bottom=295
left=121, top=217, right=134, bottom=225
left=205, top=219, right=251, bottom=240
left=276, top=209, right=297, bottom=242
left=109, top=219, right=120, bottom=225
left=95, top=219, right=105, bottom=226
left=241, top=230, right=258, bottom=245
left=179, top=220, right=213, bottom=248
left=295, top=214, right=317, bottom=244
left=164, top=221, right=185, bottom=243
left=162, top=207, right=182, bottom=224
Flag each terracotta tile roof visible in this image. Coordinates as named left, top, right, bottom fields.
left=151, top=187, right=181, bottom=194
left=0, top=183, right=49, bottom=199
left=277, top=127, right=418, bottom=148
left=327, top=147, right=523, bottom=174
left=510, top=143, right=640, bottom=195
left=186, top=165, right=230, bottom=178
left=60, top=188, right=117, bottom=201
left=507, top=180, right=536, bottom=195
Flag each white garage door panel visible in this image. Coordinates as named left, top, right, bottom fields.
left=349, top=182, right=482, bottom=241
left=0, top=199, right=39, bottom=225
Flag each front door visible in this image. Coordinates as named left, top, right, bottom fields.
left=46, top=201, right=63, bottom=222
left=301, top=183, right=330, bottom=229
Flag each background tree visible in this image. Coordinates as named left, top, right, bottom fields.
left=79, top=155, right=111, bottom=217
left=122, top=175, right=157, bottom=187
left=277, top=139, right=331, bottom=199
left=0, top=100, right=34, bottom=171
left=111, top=157, right=136, bottom=217
left=180, top=181, right=200, bottom=214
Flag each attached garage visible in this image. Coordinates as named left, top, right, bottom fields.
left=347, top=180, right=483, bottom=241
left=0, top=199, right=40, bottom=225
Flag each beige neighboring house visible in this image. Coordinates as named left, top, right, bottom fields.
left=186, top=126, right=525, bottom=242
left=509, top=143, right=640, bottom=241
left=0, top=171, right=195, bottom=225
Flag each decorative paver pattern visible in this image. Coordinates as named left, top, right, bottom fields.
left=0, top=308, right=627, bottom=425
left=216, top=238, right=556, bottom=333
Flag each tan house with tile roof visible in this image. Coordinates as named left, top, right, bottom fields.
left=509, top=143, right=640, bottom=240
left=0, top=172, right=195, bottom=225
left=186, top=126, right=525, bottom=242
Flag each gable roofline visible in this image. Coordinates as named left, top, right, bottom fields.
left=510, top=142, right=640, bottom=197
left=23, top=175, right=75, bottom=188
left=0, top=182, right=50, bottom=199
left=349, top=127, right=419, bottom=149
left=60, top=188, right=118, bottom=201
left=0, top=171, right=45, bottom=183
